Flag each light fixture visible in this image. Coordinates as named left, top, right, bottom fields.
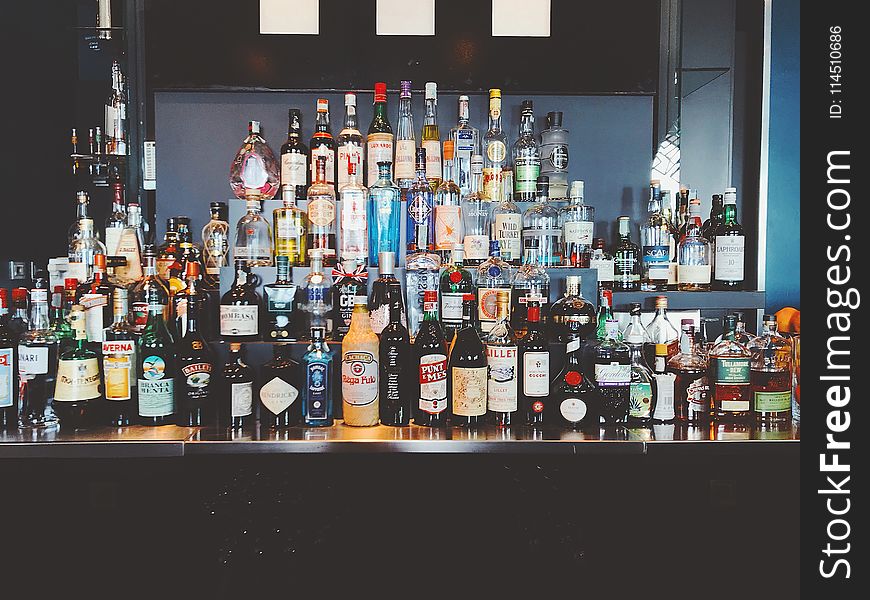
left=492, top=0, right=551, bottom=37
left=260, top=0, right=319, bottom=35
left=376, top=0, right=436, bottom=36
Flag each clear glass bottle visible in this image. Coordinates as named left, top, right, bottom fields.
left=127, top=202, right=149, bottom=250
left=273, top=191, right=307, bottom=267
left=202, top=201, right=230, bottom=279
left=485, top=290, right=519, bottom=427
left=491, top=172, right=523, bottom=266
left=511, top=246, right=550, bottom=339
left=339, top=156, right=368, bottom=263
left=17, top=288, right=59, bottom=429
left=366, top=82, right=394, bottom=187
left=539, top=111, right=570, bottom=199
left=406, top=147, right=436, bottom=254
left=68, top=191, right=91, bottom=245
left=104, top=180, right=127, bottom=255
left=589, top=238, right=615, bottom=291
left=512, top=100, right=541, bottom=201
left=111, top=203, right=144, bottom=287
left=640, top=181, right=676, bottom=291
left=405, top=249, right=441, bottom=342
left=309, top=98, right=336, bottom=187
left=434, top=140, right=463, bottom=263
left=748, top=315, right=793, bottom=423
left=439, top=245, right=474, bottom=344
left=421, top=81, right=442, bottom=185
left=560, top=180, right=595, bottom=267
left=336, top=92, right=364, bottom=191
left=677, top=196, right=712, bottom=291
left=105, top=60, right=128, bottom=156
left=622, top=302, right=652, bottom=347
left=521, top=176, right=562, bottom=267
left=713, top=187, right=746, bottom=290
left=549, top=275, right=597, bottom=344
left=449, top=95, right=480, bottom=198
left=482, top=89, right=508, bottom=202
left=394, top=80, right=416, bottom=191
left=627, top=340, right=654, bottom=425
left=306, top=155, right=338, bottom=266
left=341, top=295, right=380, bottom=426
left=233, top=198, right=273, bottom=266
left=613, top=216, right=641, bottom=291
left=462, top=154, right=491, bottom=265
left=668, top=320, right=710, bottom=422
left=593, top=319, right=631, bottom=425
left=229, top=120, right=280, bottom=201
left=280, top=108, right=309, bottom=203
left=68, top=218, right=107, bottom=283
left=651, top=343, right=677, bottom=423
left=708, top=314, right=752, bottom=420
left=301, top=327, right=334, bottom=426
left=299, top=250, right=333, bottom=336
left=476, top=239, right=513, bottom=335
left=367, top=161, right=402, bottom=267
left=644, top=295, right=680, bottom=366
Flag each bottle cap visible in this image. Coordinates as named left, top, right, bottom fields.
left=374, top=82, right=387, bottom=103
left=311, top=326, right=325, bottom=340
left=547, top=111, right=563, bottom=127
left=655, top=343, right=669, bottom=356
left=12, top=287, right=28, bottom=302
left=724, top=187, right=737, bottom=204
left=210, top=201, right=227, bottom=211
left=628, top=302, right=642, bottom=315
left=0, top=288, right=6, bottom=309
left=654, top=296, right=668, bottom=309
left=521, top=99, right=533, bottom=112
left=185, top=261, right=200, bottom=278
left=470, top=154, right=484, bottom=173
left=400, top=80, right=412, bottom=98
left=425, top=82, right=437, bottom=100
left=592, top=237, right=605, bottom=250
left=680, top=318, right=694, bottom=326
left=442, top=140, right=454, bottom=161
left=142, top=244, right=156, bottom=257
left=248, top=121, right=261, bottom=134
left=94, top=253, right=107, bottom=270
left=496, top=289, right=510, bottom=303
left=569, top=180, right=584, bottom=200
left=379, top=252, right=396, bottom=275
left=316, top=98, right=328, bottom=112
left=489, top=88, right=501, bottom=98
left=229, top=342, right=242, bottom=352
left=344, top=92, right=356, bottom=106
left=76, top=191, right=89, bottom=203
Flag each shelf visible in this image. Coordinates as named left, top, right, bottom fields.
left=610, top=290, right=765, bottom=311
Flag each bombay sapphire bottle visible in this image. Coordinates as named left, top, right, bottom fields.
left=229, top=120, right=280, bottom=201
left=367, top=161, right=401, bottom=267
left=301, top=327, right=334, bottom=426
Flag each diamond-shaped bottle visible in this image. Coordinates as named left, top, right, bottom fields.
left=229, top=120, right=279, bottom=201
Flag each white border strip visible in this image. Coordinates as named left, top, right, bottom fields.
left=757, top=0, right=773, bottom=295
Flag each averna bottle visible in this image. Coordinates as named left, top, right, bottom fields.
left=177, top=285, right=215, bottom=427
left=485, top=290, right=519, bottom=427
left=136, top=281, right=177, bottom=426
left=341, top=296, right=380, bottom=426
left=309, top=99, right=337, bottom=187
left=306, top=155, right=338, bottom=266
left=218, top=343, right=254, bottom=429
left=53, top=305, right=101, bottom=430
left=17, top=288, right=59, bottom=429
left=379, top=286, right=413, bottom=426
left=301, top=327, right=334, bottom=427
left=337, top=93, right=364, bottom=191
left=102, top=288, right=137, bottom=426
left=367, top=161, right=402, bottom=267
left=368, top=251, right=405, bottom=336
left=412, top=290, right=449, bottom=427
left=593, top=319, right=631, bottom=425
left=512, top=100, right=541, bottom=201
left=280, top=108, right=309, bottom=203
left=448, top=294, right=487, bottom=427
left=366, top=82, right=394, bottom=187
left=229, top=120, right=279, bottom=201
left=259, top=343, right=302, bottom=428
left=220, top=260, right=262, bottom=342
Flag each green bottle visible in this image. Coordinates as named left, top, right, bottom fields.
left=53, top=305, right=101, bottom=429
left=137, top=285, right=177, bottom=425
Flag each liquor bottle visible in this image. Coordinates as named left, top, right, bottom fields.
left=368, top=251, right=405, bottom=336
left=0, top=291, right=17, bottom=428
left=627, top=338, right=653, bottom=425
left=127, top=202, right=150, bottom=250
left=448, top=294, right=487, bottom=427
left=156, top=217, right=183, bottom=280
left=337, top=93, right=364, bottom=191
left=621, top=301, right=650, bottom=346
left=713, top=187, right=745, bottom=290
left=640, top=181, right=675, bottom=291
left=394, top=80, right=416, bottom=191
left=366, top=82, right=394, bottom=187
left=17, top=288, right=59, bottom=428
left=177, top=285, right=215, bottom=427
left=405, top=249, right=441, bottom=342
left=476, top=239, right=512, bottom=335
left=104, top=179, right=127, bottom=255
left=406, top=147, right=436, bottom=254
left=136, top=282, right=177, bottom=426
left=339, top=156, right=368, bottom=262
left=280, top=108, right=309, bottom=203
left=68, top=191, right=91, bottom=245
left=512, top=100, right=541, bottom=201
left=549, top=275, right=597, bottom=343
left=112, top=199, right=144, bottom=286
left=522, top=176, right=562, bottom=267
left=551, top=339, right=599, bottom=429
left=168, top=219, right=204, bottom=296
left=234, top=198, right=273, bottom=267
left=379, top=285, right=413, bottom=426
left=485, top=290, right=518, bottom=426
left=701, top=194, right=724, bottom=241
left=52, top=282, right=75, bottom=354
left=102, top=288, right=136, bottom=426
left=229, top=120, right=280, bottom=201
left=650, top=343, right=676, bottom=423
left=328, top=256, right=362, bottom=341
left=539, top=111, right=570, bottom=199
left=593, top=319, right=631, bottom=425
left=273, top=187, right=308, bottom=266
left=668, top=320, right=709, bottom=422
left=412, top=290, right=449, bottom=426
left=462, top=154, right=491, bottom=265
left=511, top=246, right=551, bottom=339
left=130, top=245, right=171, bottom=335
left=434, top=140, right=463, bottom=263
left=708, top=314, right=751, bottom=420
left=560, top=181, right=595, bottom=267
left=716, top=312, right=755, bottom=345
left=308, top=99, right=336, bottom=187
left=519, top=300, right=549, bottom=425
left=52, top=305, right=100, bottom=429
left=76, top=253, right=118, bottom=346
left=341, top=296, right=379, bottom=426
left=259, top=343, right=302, bottom=428
left=482, top=89, right=508, bottom=202
left=301, top=327, right=334, bottom=427
left=306, top=155, right=338, bottom=266
left=68, top=218, right=107, bottom=283
left=748, top=314, right=792, bottom=423
left=589, top=238, right=615, bottom=291
left=218, top=343, right=254, bottom=429
left=105, top=60, right=128, bottom=155
left=264, top=255, right=299, bottom=341
left=676, top=187, right=691, bottom=234
left=367, top=161, right=402, bottom=267
left=491, top=172, right=523, bottom=265
left=220, top=260, right=262, bottom=342
left=421, top=82, right=442, bottom=185
left=449, top=95, right=480, bottom=197
left=439, top=245, right=474, bottom=344
left=643, top=295, right=680, bottom=367
left=677, top=196, right=712, bottom=291
left=613, top=216, right=641, bottom=291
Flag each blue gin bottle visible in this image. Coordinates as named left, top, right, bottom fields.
left=367, top=161, right=401, bottom=266
left=301, top=326, right=334, bottom=426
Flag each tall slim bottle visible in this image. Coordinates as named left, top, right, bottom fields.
left=337, top=92, right=364, bottom=191
left=512, top=100, right=541, bottom=201
left=462, top=154, right=491, bottom=265
left=394, top=80, right=416, bottom=192
left=259, top=343, right=302, bottom=428
left=421, top=82, right=441, bottom=185
left=613, top=216, right=641, bottom=291
left=17, top=288, right=59, bottom=428
left=309, top=98, right=336, bottom=187
left=379, top=287, right=413, bottom=426
left=406, top=148, right=435, bottom=254
left=486, top=290, right=519, bottom=427
left=482, top=89, right=508, bottom=202
left=367, top=82, right=394, bottom=187
left=367, top=161, right=402, bottom=266
left=713, top=187, right=745, bottom=290
left=306, top=155, right=338, bottom=266
left=519, top=300, right=549, bottom=424
left=280, top=108, right=309, bottom=203
left=177, top=285, right=215, bottom=427
left=434, top=140, right=463, bottom=263
left=339, top=157, right=368, bottom=263
left=449, top=95, right=480, bottom=197
left=218, top=343, right=254, bottom=429
left=341, top=295, right=380, bottom=426
left=0, top=291, right=17, bottom=428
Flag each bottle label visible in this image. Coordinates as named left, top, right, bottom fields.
left=137, top=377, right=175, bottom=417
left=590, top=257, right=615, bottom=282
left=560, top=398, right=588, bottom=423
left=220, top=305, right=259, bottom=336
left=451, top=366, right=487, bottom=417
left=341, top=192, right=367, bottom=229
left=486, top=141, right=506, bottom=164
left=231, top=382, right=254, bottom=417
left=478, top=288, right=508, bottom=333
left=482, top=168, right=503, bottom=201
left=434, top=205, right=462, bottom=251
left=54, top=356, right=101, bottom=402
left=440, top=292, right=465, bottom=325
left=105, top=227, right=123, bottom=257
left=114, top=229, right=144, bottom=282
left=310, top=146, right=335, bottom=184
left=547, top=145, right=569, bottom=170
left=306, top=363, right=329, bottom=420
left=80, top=293, right=108, bottom=343
left=463, top=235, right=490, bottom=261
left=522, top=229, right=563, bottom=265
left=337, top=143, right=362, bottom=188
left=155, top=258, right=175, bottom=281
left=17, top=346, right=49, bottom=377
left=422, top=139, right=442, bottom=180
left=629, top=381, right=653, bottom=418
left=281, top=152, right=307, bottom=188
left=494, top=214, right=522, bottom=260
left=0, top=349, right=13, bottom=408
left=753, top=390, right=791, bottom=412
left=418, top=353, right=448, bottom=413
left=615, top=254, right=640, bottom=281
left=366, top=134, right=394, bottom=187
left=369, top=305, right=389, bottom=335
left=643, top=245, right=671, bottom=280
left=678, top=264, right=711, bottom=285
left=394, top=139, right=417, bottom=180
left=486, top=345, right=518, bottom=412
left=720, top=399, right=750, bottom=412
left=714, top=235, right=745, bottom=281
left=103, top=340, right=135, bottom=401
left=265, top=285, right=296, bottom=312
left=712, top=358, right=750, bottom=384
left=594, top=363, right=631, bottom=385
left=514, top=157, right=541, bottom=193
left=276, top=214, right=304, bottom=241
left=651, top=372, right=676, bottom=420
left=522, top=352, right=550, bottom=397
left=307, top=196, right=336, bottom=227
left=180, top=362, right=212, bottom=399
left=341, top=351, right=378, bottom=406
left=563, top=221, right=594, bottom=245
left=408, top=193, right=433, bottom=223
left=685, top=375, right=709, bottom=413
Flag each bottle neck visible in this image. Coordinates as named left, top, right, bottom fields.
left=30, top=301, right=50, bottom=330
left=377, top=163, right=392, bottom=182
left=424, top=98, right=437, bottom=126
left=722, top=203, right=737, bottom=224
left=315, top=111, right=330, bottom=133
left=461, top=301, right=476, bottom=329
left=519, top=112, right=533, bottom=135
left=143, top=255, right=157, bottom=276
left=343, top=103, right=358, bottom=130
left=184, top=299, right=201, bottom=335
left=372, top=100, right=388, bottom=123
left=442, top=159, right=454, bottom=182
left=233, top=267, right=249, bottom=287
left=315, top=160, right=327, bottom=184
left=470, top=171, right=483, bottom=194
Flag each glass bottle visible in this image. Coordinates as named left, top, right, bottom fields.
left=366, top=82, right=394, bottom=187
left=229, top=120, right=280, bottom=201
left=644, top=295, right=680, bottom=366
left=259, top=343, right=302, bottom=428
left=613, top=216, right=641, bottom=291
left=177, top=284, right=215, bottom=427
left=102, top=288, right=136, bottom=426
left=309, top=99, right=336, bottom=187
left=485, top=290, right=518, bottom=427
left=552, top=340, right=600, bottom=430
left=593, top=319, right=631, bottom=425
left=136, top=281, right=177, bottom=426
left=273, top=188, right=308, bottom=266
left=68, top=218, right=107, bottom=283
left=339, top=156, right=368, bottom=263
left=52, top=305, right=100, bottom=429
left=112, top=200, right=144, bottom=287
left=491, top=171, right=523, bottom=266
left=434, top=140, right=463, bottom=263
left=512, top=100, right=541, bottom=201
left=511, top=246, right=551, bottom=339
left=449, top=294, right=487, bottom=427
left=677, top=197, right=712, bottom=291
left=462, top=154, right=491, bottom=265
left=8, top=288, right=30, bottom=342
left=336, top=92, right=364, bottom=191
left=482, top=88, right=508, bottom=202
left=280, top=108, right=309, bottom=203
left=560, top=180, right=595, bottom=267
left=521, top=176, right=562, bottom=267
left=668, top=321, right=710, bottom=422
left=264, top=255, right=299, bottom=341
left=341, top=295, right=380, bottom=426
left=421, top=81, right=442, bottom=185
left=708, top=314, right=752, bottom=420
left=589, top=238, right=615, bottom=291
left=407, top=147, right=436, bottom=254
left=156, top=217, right=183, bottom=281
left=104, top=179, right=127, bottom=256
left=394, top=80, right=417, bottom=191
left=550, top=275, right=597, bottom=344
left=68, top=191, right=91, bottom=245
left=676, top=187, right=691, bottom=235
left=539, top=111, right=570, bottom=199
left=439, top=245, right=474, bottom=344
left=650, top=343, right=676, bottom=423
left=449, top=95, right=480, bottom=198
left=622, top=302, right=651, bottom=348
left=640, top=181, right=675, bottom=291
left=405, top=249, right=441, bottom=342
left=17, top=288, right=59, bottom=428
left=518, top=300, right=549, bottom=425
left=300, top=250, right=333, bottom=338
left=713, top=187, right=746, bottom=290
left=219, top=261, right=262, bottom=342
left=367, top=161, right=402, bottom=267
left=0, top=290, right=17, bottom=429
left=627, top=340, right=654, bottom=425
left=234, top=198, right=273, bottom=267
left=701, top=194, right=724, bottom=241
left=52, top=281, right=76, bottom=354
left=127, top=202, right=150, bottom=250
left=368, top=251, right=405, bottom=336
left=306, top=155, right=338, bottom=266
left=76, top=252, right=119, bottom=347
left=130, top=245, right=171, bottom=335
left=715, top=313, right=755, bottom=346
left=168, top=220, right=204, bottom=299
left=329, top=256, right=363, bottom=341
left=301, top=327, right=334, bottom=427
left=379, top=285, right=413, bottom=426
left=748, top=314, right=793, bottom=423
left=476, top=239, right=512, bottom=335
left=412, top=290, right=449, bottom=427
left=218, top=343, right=254, bottom=429
left=105, top=60, right=128, bottom=155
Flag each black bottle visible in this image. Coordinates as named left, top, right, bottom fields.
left=258, top=343, right=302, bottom=428
left=412, top=290, right=449, bottom=427
left=447, top=294, right=487, bottom=427
left=218, top=343, right=254, bottom=429
left=220, top=260, right=262, bottom=342
left=177, top=281, right=216, bottom=427
left=379, top=291, right=412, bottom=426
